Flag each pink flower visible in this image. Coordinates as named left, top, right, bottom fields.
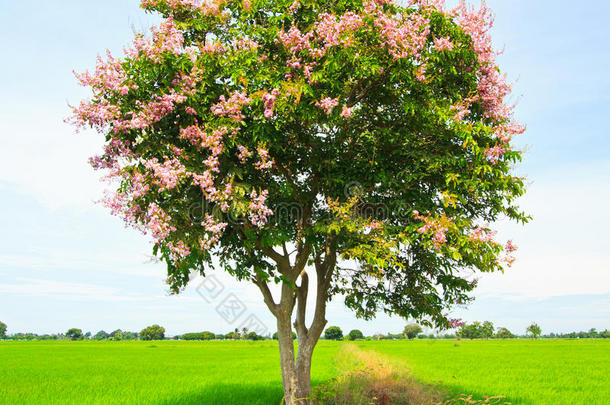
left=262, top=88, right=281, bottom=118
left=249, top=189, right=273, bottom=226
left=315, top=97, right=339, bottom=115
left=340, top=105, right=353, bottom=118
left=237, top=145, right=252, bottom=163
left=505, top=240, right=517, bottom=253
left=484, top=145, right=506, bottom=164
left=210, top=91, right=252, bottom=121
left=449, top=318, right=465, bottom=329
left=254, top=146, right=274, bottom=170
left=433, top=36, right=454, bottom=52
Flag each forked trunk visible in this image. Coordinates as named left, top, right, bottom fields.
left=277, top=313, right=314, bottom=405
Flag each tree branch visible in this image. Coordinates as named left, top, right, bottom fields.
left=254, top=276, right=279, bottom=317
left=294, top=270, right=309, bottom=339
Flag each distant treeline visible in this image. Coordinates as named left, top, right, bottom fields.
left=1, top=320, right=608, bottom=341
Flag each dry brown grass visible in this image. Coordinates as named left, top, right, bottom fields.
left=310, top=344, right=509, bottom=405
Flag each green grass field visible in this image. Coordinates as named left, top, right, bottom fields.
left=354, top=339, right=610, bottom=404
left=0, top=339, right=608, bottom=404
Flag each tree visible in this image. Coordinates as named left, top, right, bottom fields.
left=495, top=327, right=513, bottom=339
left=273, top=331, right=297, bottom=340
left=140, top=325, right=165, bottom=341
left=481, top=321, right=495, bottom=339
left=526, top=323, right=541, bottom=339
left=403, top=324, right=423, bottom=339
left=458, top=322, right=483, bottom=339
left=324, top=326, right=343, bottom=341
left=110, top=329, right=125, bottom=341
left=70, top=1, right=526, bottom=403
left=94, top=330, right=109, bottom=340
left=247, top=331, right=262, bottom=340
left=202, top=331, right=216, bottom=340
left=347, top=329, right=364, bottom=341
left=66, top=328, right=83, bottom=341
left=0, top=321, right=6, bottom=338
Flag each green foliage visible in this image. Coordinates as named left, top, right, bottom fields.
left=495, top=327, right=514, bottom=339
left=481, top=321, right=495, bottom=339
left=66, top=328, right=83, bottom=341
left=526, top=323, right=542, bottom=339
left=247, top=331, right=263, bottom=341
left=139, top=325, right=165, bottom=341
left=458, top=321, right=495, bottom=339
left=404, top=323, right=423, bottom=339
left=75, top=0, right=529, bottom=331
left=347, top=329, right=364, bottom=341
left=324, top=326, right=343, bottom=341
left=0, top=321, right=6, bottom=338
left=94, top=331, right=109, bottom=340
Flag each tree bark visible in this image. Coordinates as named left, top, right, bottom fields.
left=254, top=238, right=336, bottom=405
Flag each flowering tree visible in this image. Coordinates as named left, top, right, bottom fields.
left=70, top=0, right=527, bottom=403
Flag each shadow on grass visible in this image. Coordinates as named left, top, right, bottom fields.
left=154, top=378, right=328, bottom=405
left=155, top=382, right=283, bottom=405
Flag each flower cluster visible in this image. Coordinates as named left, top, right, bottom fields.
left=254, top=146, right=274, bottom=170
left=413, top=211, right=449, bottom=250
left=249, top=190, right=273, bottom=226
left=210, top=91, right=252, bottom=121
left=144, top=158, right=187, bottom=191
left=315, top=97, right=339, bottom=115
left=146, top=203, right=176, bottom=241
left=261, top=88, right=280, bottom=118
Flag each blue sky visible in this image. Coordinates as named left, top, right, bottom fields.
left=0, top=0, right=608, bottom=337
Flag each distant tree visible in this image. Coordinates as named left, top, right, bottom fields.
left=348, top=329, right=364, bottom=341
left=202, top=331, right=215, bottom=340
left=94, top=330, right=109, bottom=340
left=181, top=332, right=204, bottom=340
left=110, top=329, right=125, bottom=341
left=0, top=321, right=7, bottom=338
left=247, top=331, right=262, bottom=341
left=123, top=332, right=138, bottom=340
left=589, top=328, right=598, bottom=338
left=224, top=330, right=238, bottom=340
left=215, top=334, right=225, bottom=340
left=526, top=323, right=541, bottom=339
left=140, top=325, right=165, bottom=341
left=324, top=326, right=343, bottom=341
left=481, top=321, right=495, bottom=339
left=459, top=322, right=484, bottom=339
left=403, top=324, right=423, bottom=339
left=495, top=327, right=514, bottom=339
left=66, top=328, right=83, bottom=341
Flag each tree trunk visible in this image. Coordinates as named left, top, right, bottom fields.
left=277, top=312, right=317, bottom=404
left=253, top=241, right=335, bottom=405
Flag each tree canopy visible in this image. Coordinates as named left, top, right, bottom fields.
left=140, top=325, right=166, bottom=340
left=403, top=323, right=423, bottom=339
left=526, top=323, right=541, bottom=339
left=70, top=0, right=527, bottom=403
left=324, top=326, right=344, bottom=340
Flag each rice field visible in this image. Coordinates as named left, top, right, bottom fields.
left=0, top=339, right=607, bottom=404
left=354, top=339, right=610, bottom=404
